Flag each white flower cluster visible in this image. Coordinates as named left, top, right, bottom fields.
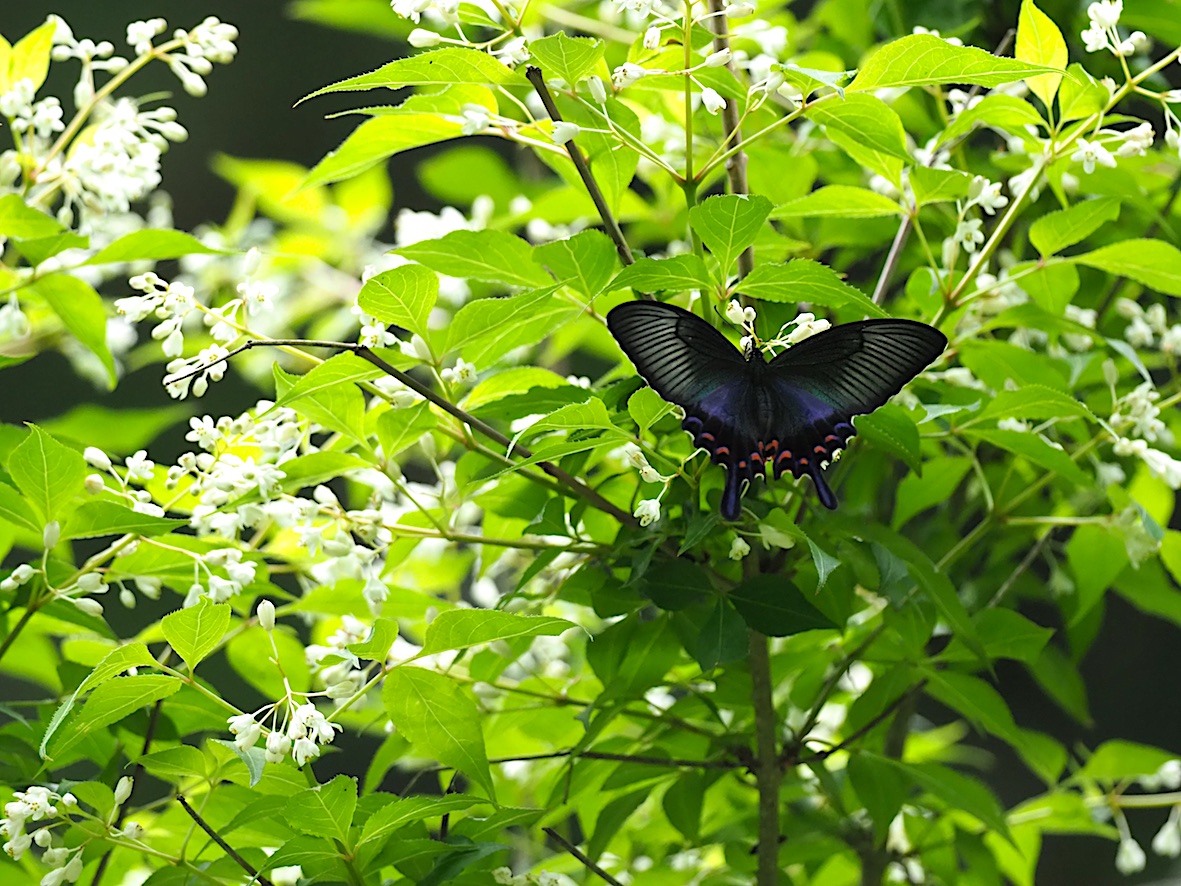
left=1116, top=298, right=1181, bottom=353
left=1071, top=123, right=1153, bottom=175
left=1080, top=1, right=1147, bottom=57
left=1, top=779, right=141, bottom=884
left=228, top=700, right=343, bottom=768
left=493, top=867, right=576, bottom=886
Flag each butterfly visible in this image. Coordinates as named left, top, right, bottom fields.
left=606, top=300, right=947, bottom=520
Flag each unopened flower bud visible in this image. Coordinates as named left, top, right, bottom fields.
left=257, top=599, right=275, bottom=632
left=705, top=48, right=732, bottom=67
left=43, top=521, right=60, bottom=549
left=114, top=776, right=134, bottom=805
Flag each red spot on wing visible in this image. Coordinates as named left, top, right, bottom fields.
left=714, top=446, right=730, bottom=457
left=701, top=432, right=715, bottom=442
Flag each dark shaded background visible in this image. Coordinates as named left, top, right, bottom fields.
left=2, top=2, right=1180, bottom=883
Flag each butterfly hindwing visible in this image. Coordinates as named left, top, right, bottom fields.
left=606, top=302, right=946, bottom=519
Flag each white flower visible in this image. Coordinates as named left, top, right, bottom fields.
left=1087, top=0, right=1122, bottom=30
left=1115, top=121, right=1153, bottom=156
left=705, top=48, right=732, bottom=67
left=1152, top=820, right=1181, bottom=857
left=701, top=87, right=727, bottom=115
left=954, top=218, right=984, bottom=252
left=124, top=450, right=155, bottom=483
left=784, top=313, right=831, bottom=344
left=634, top=499, right=661, bottom=526
left=729, top=537, right=751, bottom=559
left=1114, top=30, right=1147, bottom=56
left=550, top=121, right=581, bottom=144
left=126, top=18, right=166, bottom=54
left=493, top=36, right=529, bottom=66
left=612, top=63, right=647, bottom=89
left=968, top=177, right=1008, bottom=215
left=1081, top=25, right=1109, bottom=52
left=725, top=299, right=756, bottom=328
left=440, top=357, right=477, bottom=383
left=585, top=75, right=607, bottom=104
left=643, top=27, right=661, bottom=50
left=459, top=103, right=491, bottom=135
left=114, top=777, right=134, bottom=806
left=724, top=0, right=755, bottom=16
left=408, top=28, right=441, bottom=47
left=83, top=447, right=113, bottom=471
left=1071, top=138, right=1117, bottom=174
left=0, top=295, right=30, bottom=340
left=1115, top=838, right=1146, bottom=874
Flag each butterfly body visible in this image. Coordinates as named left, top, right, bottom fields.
left=607, top=301, right=946, bottom=519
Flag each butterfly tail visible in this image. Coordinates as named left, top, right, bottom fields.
left=810, top=465, right=839, bottom=510
left=721, top=468, right=745, bottom=521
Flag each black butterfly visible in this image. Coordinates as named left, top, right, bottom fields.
left=606, top=301, right=946, bottom=520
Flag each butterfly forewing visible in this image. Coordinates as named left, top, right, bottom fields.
left=606, top=301, right=743, bottom=404
left=606, top=302, right=946, bottom=519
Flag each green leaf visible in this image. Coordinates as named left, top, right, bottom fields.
left=586, top=615, right=680, bottom=696
left=1016, top=0, right=1067, bottom=108
left=277, top=352, right=383, bottom=409
left=446, top=288, right=577, bottom=365
left=529, top=33, right=605, bottom=85
left=860, top=753, right=1011, bottom=839
left=348, top=618, right=399, bottom=661
left=137, top=746, right=208, bottom=783
left=0, top=194, right=65, bottom=239
left=1029, top=644, right=1091, bottom=724
left=978, top=385, right=1093, bottom=422
left=926, top=670, right=1021, bottom=746
left=1077, top=740, right=1177, bottom=782
left=161, top=599, right=233, bottom=671
left=277, top=362, right=368, bottom=448
left=639, top=559, right=712, bottom=610
left=10, top=231, right=89, bottom=266
left=377, top=402, right=436, bottom=459
left=772, top=185, right=902, bottom=219
left=396, top=229, right=550, bottom=288
left=1070, top=238, right=1181, bottom=296
left=942, top=608, right=1053, bottom=664
left=937, top=94, right=1046, bottom=146
left=46, top=675, right=182, bottom=759
left=627, top=387, right=675, bottom=435
left=514, top=397, right=622, bottom=443
left=1014, top=261, right=1079, bottom=315
left=855, top=404, right=921, bottom=474
left=966, top=429, right=1088, bottom=485
left=383, top=667, right=496, bottom=801
left=534, top=230, right=618, bottom=297
left=849, top=33, right=1071, bottom=91
left=958, top=339, right=1068, bottom=390
left=62, top=501, right=187, bottom=540
left=8, top=425, right=86, bottom=523
left=807, top=94, right=909, bottom=185
left=0, top=481, right=42, bottom=533
left=358, top=264, right=438, bottom=339
left=892, top=456, right=973, bottom=528
left=420, top=609, right=576, bottom=654
left=739, top=260, right=887, bottom=317
left=8, top=21, right=55, bottom=92
left=285, top=776, right=357, bottom=846
left=856, top=524, right=988, bottom=667
left=305, top=48, right=526, bottom=99
left=910, top=167, right=974, bottom=206
left=688, top=194, right=773, bottom=275
left=848, top=753, right=909, bottom=839
left=1066, top=523, right=1127, bottom=626
left=728, top=575, right=837, bottom=636
left=33, top=274, right=117, bottom=387
left=86, top=230, right=225, bottom=264
left=39, top=643, right=157, bottom=757
left=609, top=255, right=713, bottom=293
left=690, top=598, right=749, bottom=671
left=1029, top=197, right=1120, bottom=257
left=359, top=795, right=490, bottom=846
left=1057, top=63, right=1107, bottom=122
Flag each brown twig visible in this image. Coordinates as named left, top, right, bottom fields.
left=543, top=827, right=626, bottom=886
left=177, top=795, right=276, bottom=886
left=525, top=66, right=636, bottom=269
left=748, top=630, right=782, bottom=886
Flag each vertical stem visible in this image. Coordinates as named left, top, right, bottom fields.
left=749, top=629, right=781, bottom=886
left=706, top=0, right=753, bottom=280
left=682, top=0, right=695, bottom=189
